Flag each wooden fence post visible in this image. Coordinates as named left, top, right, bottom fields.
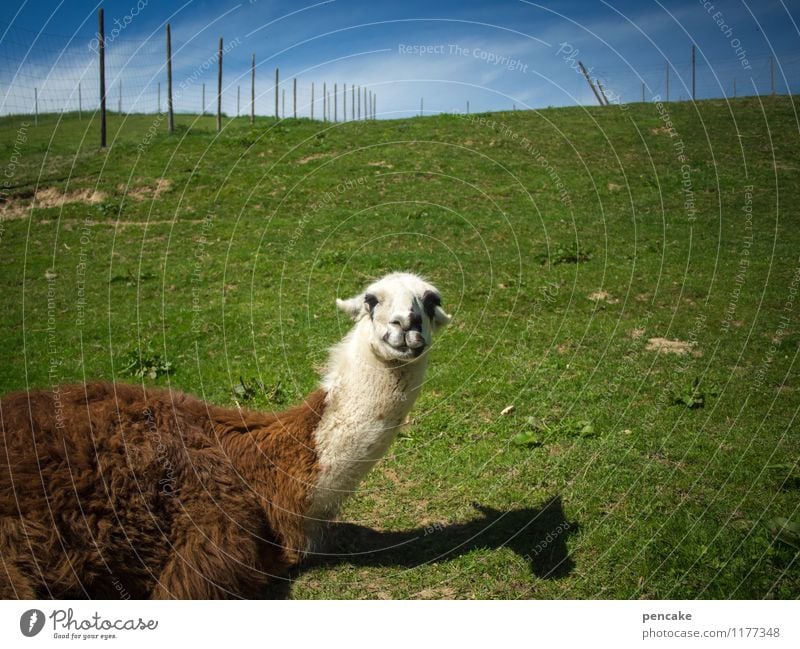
left=216, top=37, right=222, bottom=132
left=577, top=61, right=604, bottom=106
left=770, top=57, right=775, bottom=95
left=166, top=23, right=174, bottom=133
left=596, top=80, right=609, bottom=105
left=99, top=8, right=106, bottom=146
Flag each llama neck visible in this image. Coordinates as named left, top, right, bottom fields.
left=309, top=321, right=428, bottom=519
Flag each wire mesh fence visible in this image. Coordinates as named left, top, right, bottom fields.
left=1, top=13, right=797, bottom=125
left=0, top=15, right=379, bottom=124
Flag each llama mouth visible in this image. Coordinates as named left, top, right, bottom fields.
left=394, top=344, right=425, bottom=358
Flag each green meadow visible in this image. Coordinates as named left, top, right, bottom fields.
left=0, top=96, right=797, bottom=598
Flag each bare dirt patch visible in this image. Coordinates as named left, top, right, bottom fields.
left=367, top=160, right=394, bottom=169
left=120, top=178, right=172, bottom=201
left=1, top=187, right=107, bottom=220
left=36, top=187, right=106, bottom=208
left=297, top=152, right=332, bottom=164
left=645, top=337, right=694, bottom=355
left=607, top=182, right=623, bottom=192
left=588, top=290, right=620, bottom=304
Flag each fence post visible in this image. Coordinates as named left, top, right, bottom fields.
left=420, top=97, right=423, bottom=116
left=334, top=83, right=337, bottom=122
left=311, top=82, right=314, bottom=120
left=99, top=8, right=106, bottom=146
left=343, top=83, right=347, bottom=122
left=250, top=53, right=255, bottom=124
left=282, top=88, right=285, bottom=118
left=466, top=100, right=469, bottom=114
left=293, top=78, right=297, bottom=118
left=323, top=82, right=326, bottom=121
left=770, top=56, right=775, bottom=95
left=217, top=37, right=222, bottom=132
left=166, top=23, right=174, bottom=133
left=596, top=80, right=609, bottom=105
left=364, top=87, right=367, bottom=119
left=327, top=89, right=331, bottom=121
left=357, top=86, right=360, bottom=119
left=578, top=61, right=604, bottom=106
left=351, top=84, right=355, bottom=120
left=275, top=67, right=279, bottom=118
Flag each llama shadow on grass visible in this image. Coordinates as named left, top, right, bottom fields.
left=262, top=495, right=577, bottom=598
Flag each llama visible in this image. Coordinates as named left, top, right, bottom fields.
left=0, top=272, right=450, bottom=599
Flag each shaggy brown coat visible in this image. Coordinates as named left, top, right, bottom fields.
left=0, top=381, right=326, bottom=599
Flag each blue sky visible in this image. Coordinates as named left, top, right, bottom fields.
left=1, top=1, right=798, bottom=117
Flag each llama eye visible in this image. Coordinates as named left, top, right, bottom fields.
left=364, top=293, right=379, bottom=311
left=422, top=291, right=441, bottom=319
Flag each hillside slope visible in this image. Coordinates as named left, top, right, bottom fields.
left=0, top=97, right=798, bottom=598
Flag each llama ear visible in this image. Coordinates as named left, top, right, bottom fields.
left=423, top=290, right=451, bottom=329
left=336, top=295, right=364, bottom=320
left=433, top=305, right=452, bottom=328
left=337, top=293, right=378, bottom=321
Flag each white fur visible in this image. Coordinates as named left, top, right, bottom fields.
left=307, top=273, right=450, bottom=523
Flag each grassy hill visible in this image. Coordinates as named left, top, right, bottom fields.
left=0, top=97, right=798, bottom=598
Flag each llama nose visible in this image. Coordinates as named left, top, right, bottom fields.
left=407, top=312, right=422, bottom=332
left=390, top=312, right=422, bottom=332
left=405, top=331, right=425, bottom=349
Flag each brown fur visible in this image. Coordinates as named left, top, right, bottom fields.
left=0, top=381, right=326, bottom=599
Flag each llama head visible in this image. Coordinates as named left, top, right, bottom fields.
left=336, top=272, right=451, bottom=362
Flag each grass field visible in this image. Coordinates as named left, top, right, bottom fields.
left=0, top=97, right=798, bottom=599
